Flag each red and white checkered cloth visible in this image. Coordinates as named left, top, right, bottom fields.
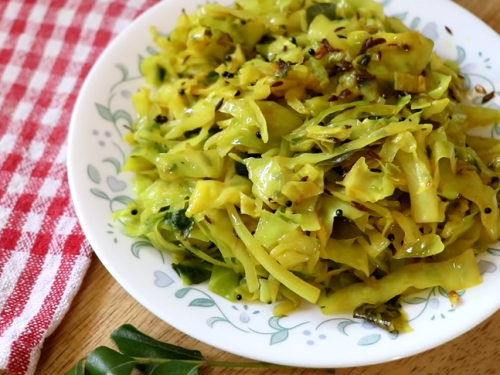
left=0, top=1, right=159, bottom=374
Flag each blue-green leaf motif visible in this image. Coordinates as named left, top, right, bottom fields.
left=147, top=45, right=159, bottom=55
left=409, top=17, right=420, bottom=30
left=96, top=103, right=114, bottom=122
left=189, top=298, right=215, bottom=308
left=488, top=247, right=500, bottom=256
left=337, top=320, right=357, bottom=336
left=268, top=316, right=283, bottom=330
left=112, top=195, right=134, bottom=205
left=207, top=316, right=227, bottom=328
left=175, top=288, right=191, bottom=299
left=403, top=297, right=427, bottom=304
left=115, top=63, right=129, bottom=81
left=138, top=54, right=145, bottom=76
left=392, top=12, right=408, bottom=21
left=455, top=46, right=466, bottom=66
left=357, top=334, right=381, bottom=346
left=103, top=157, right=122, bottom=174
left=388, top=330, right=399, bottom=340
left=87, top=164, right=101, bottom=184
left=270, top=330, right=288, bottom=345
left=91, top=188, right=110, bottom=201
left=131, top=241, right=152, bottom=259
left=114, top=110, right=133, bottom=128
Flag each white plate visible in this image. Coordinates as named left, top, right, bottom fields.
left=68, top=0, right=500, bottom=368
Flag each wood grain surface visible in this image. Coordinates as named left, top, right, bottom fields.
left=36, top=1, right=500, bottom=374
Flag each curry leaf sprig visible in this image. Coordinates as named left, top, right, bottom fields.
left=65, top=324, right=296, bottom=375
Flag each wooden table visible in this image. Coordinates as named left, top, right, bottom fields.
left=37, top=1, right=500, bottom=374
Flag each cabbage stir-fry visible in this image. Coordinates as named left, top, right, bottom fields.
left=113, top=0, right=500, bottom=332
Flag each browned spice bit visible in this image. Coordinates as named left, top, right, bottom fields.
left=334, top=26, right=346, bottom=32
left=475, top=84, right=487, bottom=94
left=274, top=59, right=291, bottom=78
left=367, top=150, right=381, bottom=160
left=482, top=91, right=495, bottom=104
left=271, top=81, right=284, bottom=87
left=448, top=290, right=460, bottom=307
left=204, top=215, right=212, bottom=224
left=351, top=201, right=367, bottom=211
left=339, top=60, right=353, bottom=71
left=448, top=88, right=460, bottom=103
left=360, top=37, right=386, bottom=54
left=283, top=45, right=288, bottom=52
left=301, top=176, right=309, bottom=182
left=344, top=125, right=352, bottom=129
left=356, top=12, right=360, bottom=20
left=324, top=189, right=333, bottom=195
left=313, top=38, right=339, bottom=59
left=377, top=50, right=382, bottom=61
left=268, top=197, right=274, bottom=202
left=215, top=98, right=224, bottom=111
left=445, top=26, right=453, bottom=35
left=389, top=243, right=396, bottom=255
left=339, top=88, right=352, bottom=99
left=233, top=229, right=239, bottom=238
left=402, top=44, right=411, bottom=52
left=329, top=95, right=339, bottom=102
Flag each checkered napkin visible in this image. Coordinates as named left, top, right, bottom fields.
left=0, top=1, right=159, bottom=374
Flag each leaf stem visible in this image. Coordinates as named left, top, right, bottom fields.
left=132, top=357, right=293, bottom=369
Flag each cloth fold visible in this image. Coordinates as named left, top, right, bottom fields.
left=0, top=1, right=158, bottom=374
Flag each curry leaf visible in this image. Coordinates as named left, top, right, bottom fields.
left=150, top=361, right=199, bottom=375
left=353, top=296, right=402, bottom=332
left=165, top=209, right=194, bottom=238
left=85, top=347, right=136, bottom=375
left=306, top=3, right=337, bottom=25
left=111, top=324, right=204, bottom=361
left=64, top=359, right=85, bottom=375
left=173, top=263, right=212, bottom=285
left=331, top=216, right=364, bottom=240
left=201, top=71, right=219, bottom=85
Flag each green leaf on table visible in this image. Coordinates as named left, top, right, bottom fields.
left=96, top=103, right=114, bottom=122
left=149, top=361, right=199, bottom=375
left=64, top=359, right=85, bottom=375
left=111, top=324, right=204, bottom=361
left=85, top=347, right=136, bottom=375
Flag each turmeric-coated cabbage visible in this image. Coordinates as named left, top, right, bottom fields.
left=112, top=0, right=500, bottom=331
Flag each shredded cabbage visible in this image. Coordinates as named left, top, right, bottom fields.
left=112, top=0, right=500, bottom=330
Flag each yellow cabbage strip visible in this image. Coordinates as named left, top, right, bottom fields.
left=318, top=250, right=481, bottom=314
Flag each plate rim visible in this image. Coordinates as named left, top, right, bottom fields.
left=67, top=0, right=500, bottom=368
